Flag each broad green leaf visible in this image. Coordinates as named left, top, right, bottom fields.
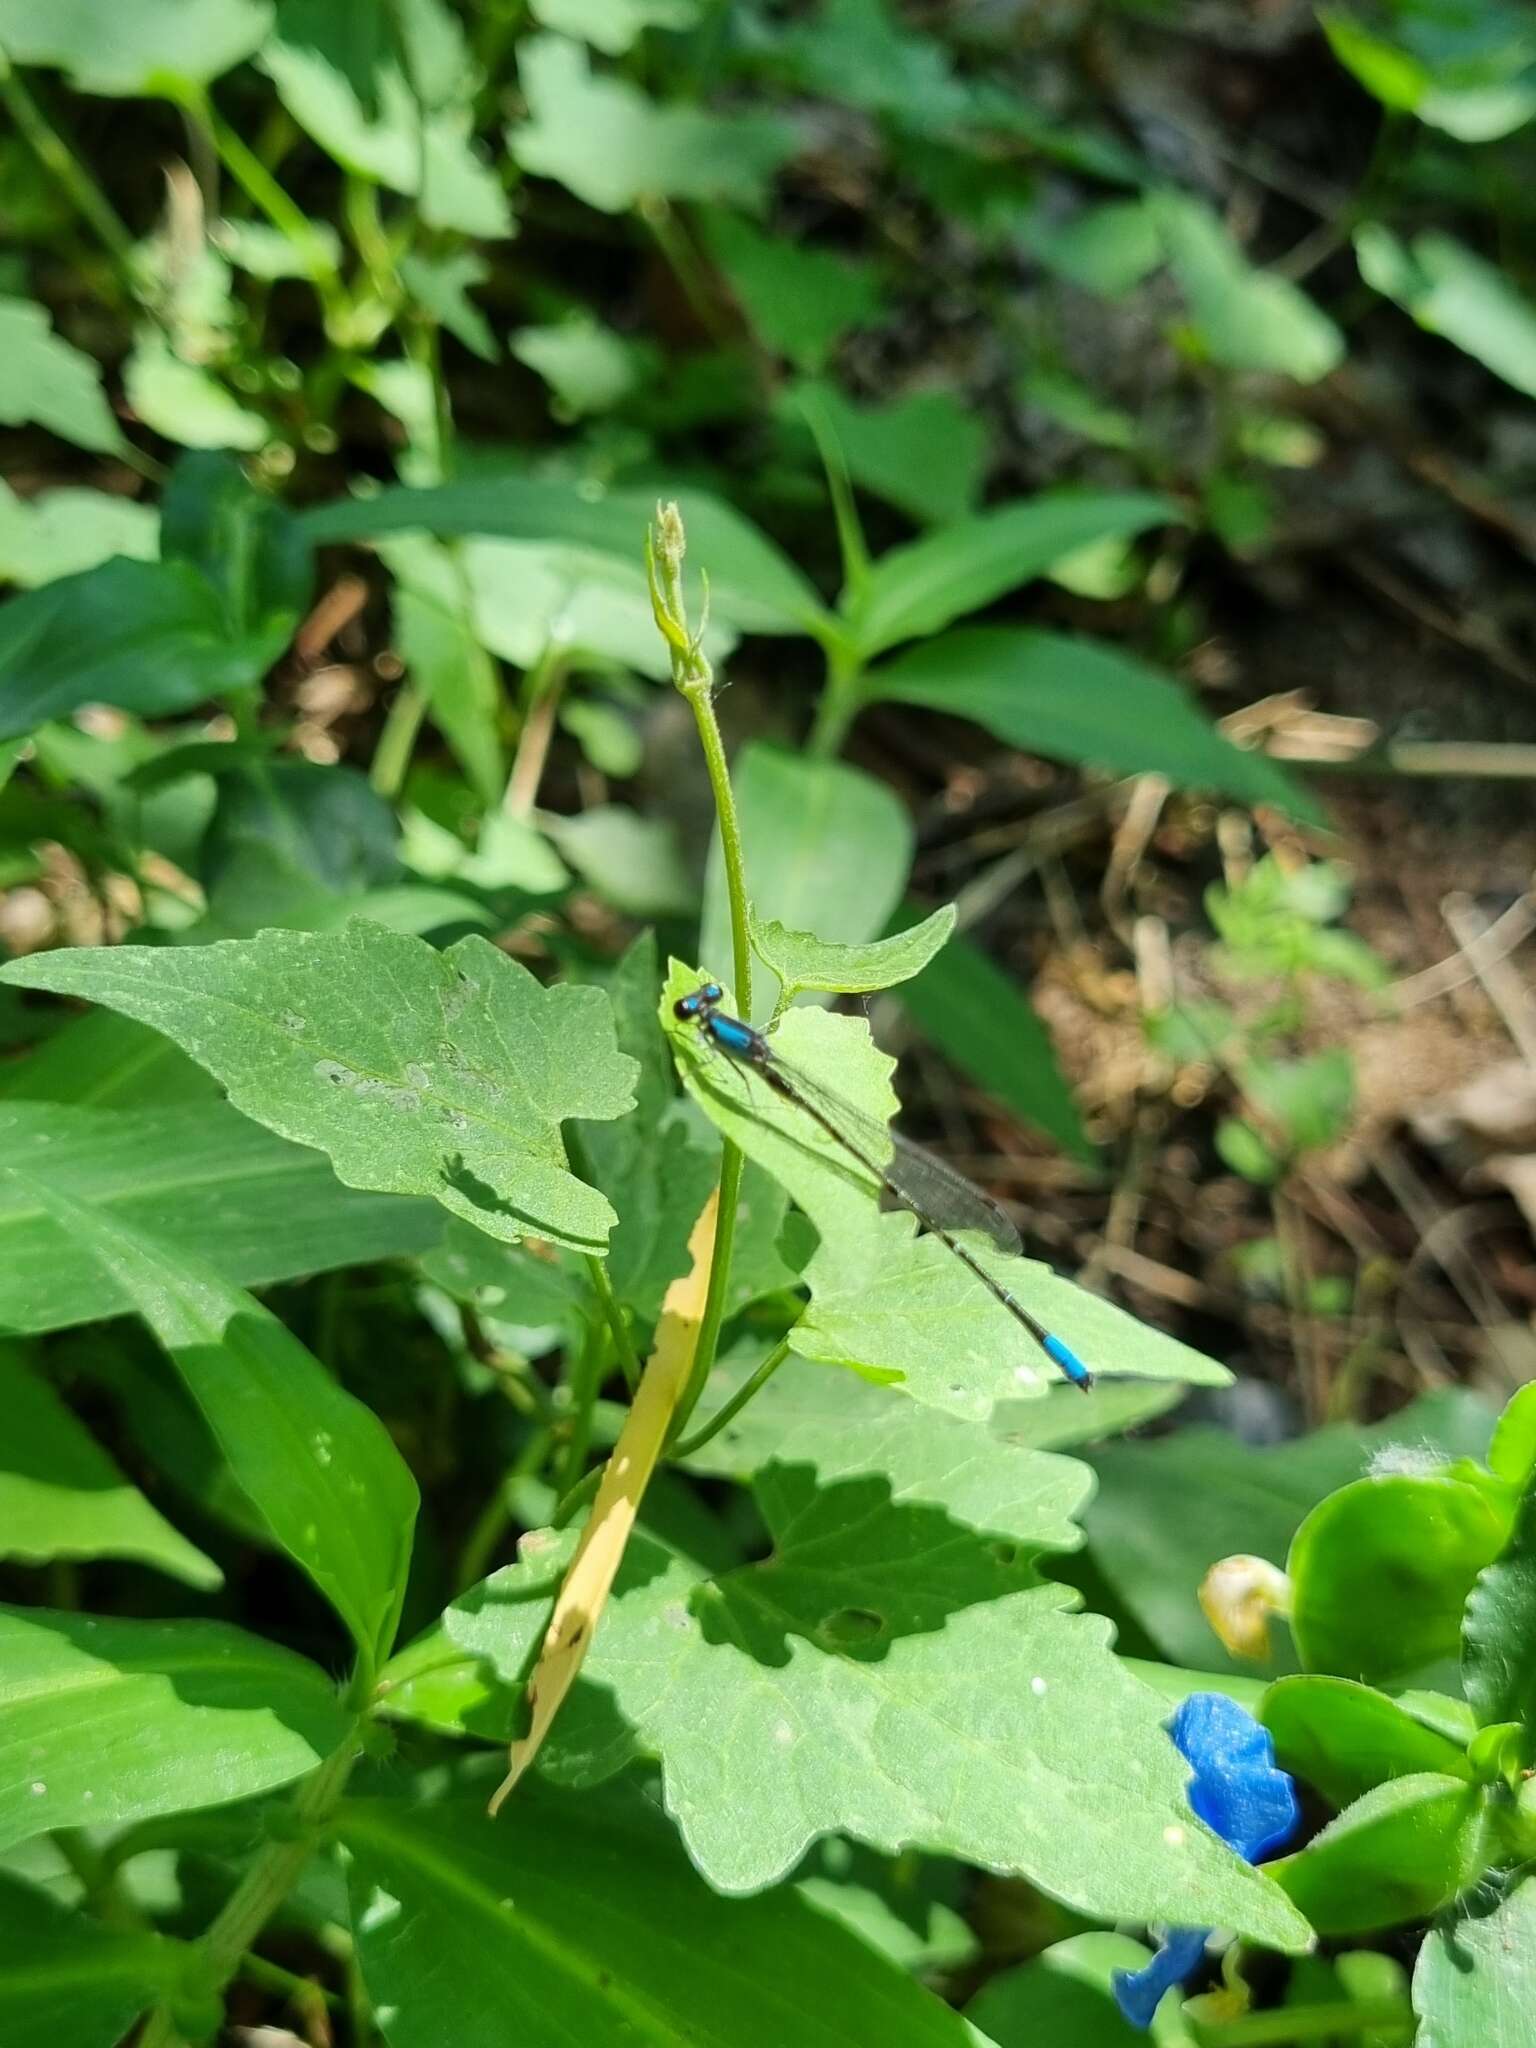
left=0, top=1344, right=219, bottom=1589
left=530, top=0, right=697, bottom=54
left=300, top=475, right=830, bottom=638
left=1289, top=1472, right=1509, bottom=1685
left=895, top=923, right=1094, bottom=1163
left=1151, top=192, right=1345, bottom=382
left=1270, top=1773, right=1495, bottom=1935
left=2, top=924, right=638, bottom=1253
left=0, top=1606, right=347, bottom=1850
left=965, top=1932, right=1159, bottom=2048
left=544, top=806, right=693, bottom=917
left=0, top=558, right=286, bottom=744
left=1023, top=199, right=1162, bottom=297
left=1080, top=1392, right=1496, bottom=1676
left=0, top=0, right=269, bottom=93
left=261, top=0, right=511, bottom=237
left=993, top=1375, right=1185, bottom=1450
left=512, top=318, right=640, bottom=415
left=509, top=33, right=793, bottom=212
left=0, top=482, right=158, bottom=587
left=790, top=380, right=987, bottom=527
left=372, top=1622, right=521, bottom=1743
left=17, top=1181, right=418, bottom=1663
left=873, top=627, right=1316, bottom=817
left=1462, top=1477, right=1536, bottom=1736
left=159, top=449, right=313, bottom=643
left=199, top=757, right=398, bottom=899
left=703, top=213, right=884, bottom=373
left=1356, top=226, right=1536, bottom=399
left=0, top=1098, right=440, bottom=1334
left=1489, top=1382, right=1536, bottom=1486
left=779, top=0, right=970, bottom=131
left=418, top=1216, right=583, bottom=1331
left=1414, top=1873, right=1536, bottom=2048
left=751, top=902, right=956, bottom=1000
left=379, top=535, right=503, bottom=804
left=700, top=744, right=913, bottom=1014
left=848, top=492, right=1176, bottom=659
left=343, top=1783, right=981, bottom=2047
left=664, top=963, right=1227, bottom=1413
left=1322, top=6, right=1536, bottom=143
left=0, top=298, right=126, bottom=456
left=122, top=332, right=267, bottom=450
left=0, top=1870, right=180, bottom=2048
left=1261, top=1676, right=1472, bottom=1810
left=0, top=1009, right=214, bottom=1112
left=448, top=1523, right=1309, bottom=1943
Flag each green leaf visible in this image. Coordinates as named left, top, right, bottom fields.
left=1489, top=1382, right=1536, bottom=1487
left=750, top=902, right=956, bottom=1000
left=2, top=924, right=638, bottom=1254
left=15, top=1180, right=418, bottom=1663
left=0, top=1870, right=180, bottom=2048
left=261, top=0, right=511, bottom=237
left=873, top=627, right=1317, bottom=817
left=965, top=1932, right=1159, bottom=2048
left=0, top=481, right=158, bottom=588
left=122, top=331, right=267, bottom=450
left=0, top=1344, right=219, bottom=1589
left=511, top=318, right=639, bottom=415
left=0, top=1098, right=440, bottom=1335
left=1242, top=1049, right=1355, bottom=1153
left=1270, top=1773, right=1495, bottom=1935
left=700, top=744, right=913, bottom=1012
left=895, top=923, right=1094, bottom=1164
left=664, top=962, right=1226, bottom=1412
left=1322, top=6, right=1536, bottom=143
left=1023, top=198, right=1163, bottom=297
left=1289, top=1473, right=1509, bottom=1685
left=530, top=0, right=698, bottom=55
left=447, top=1520, right=1310, bottom=1943
left=992, top=1375, right=1185, bottom=1451
left=1151, top=192, right=1346, bottom=382
left=544, top=806, right=694, bottom=917
left=848, top=491, right=1177, bottom=659
left=160, top=449, right=313, bottom=643
left=0, top=297, right=126, bottom=456
left=790, top=380, right=988, bottom=527
left=300, top=476, right=830, bottom=638
left=1017, top=365, right=1139, bottom=451
left=0, top=557, right=286, bottom=745
left=379, top=535, right=503, bottom=804
left=342, top=1781, right=982, bottom=2047
left=1356, top=226, right=1536, bottom=400
left=0, top=0, right=269, bottom=94
left=703, top=213, right=884, bottom=373
left=399, top=251, right=498, bottom=361
left=1261, top=1676, right=1472, bottom=1810
left=510, top=32, right=792, bottom=212
left=1463, top=1477, right=1536, bottom=1737
left=0, top=1605, right=347, bottom=1850
left=1414, top=1873, right=1536, bottom=2048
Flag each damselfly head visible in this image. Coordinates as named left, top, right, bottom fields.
left=674, top=981, right=724, bottom=1021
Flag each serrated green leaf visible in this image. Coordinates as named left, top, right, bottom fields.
left=873, top=627, right=1317, bottom=817
left=0, top=1606, right=347, bottom=1851
left=301, top=475, right=829, bottom=638
left=1152, top=192, right=1345, bottom=382
left=1356, top=226, right=1536, bottom=398
left=0, top=1870, right=180, bottom=2048
left=0, top=481, right=158, bottom=588
left=0, top=1098, right=440, bottom=1334
left=1269, top=1773, right=1495, bottom=1935
left=0, top=297, right=126, bottom=457
left=1414, top=1873, right=1536, bottom=2048
left=509, top=32, right=793, bottom=212
left=2, top=924, right=638, bottom=1253
left=703, top=214, right=884, bottom=373
left=750, top=902, right=956, bottom=999
left=663, top=962, right=1225, bottom=1412
left=701, top=745, right=913, bottom=1013
left=447, top=1518, right=1309, bottom=1943
left=1462, top=1476, right=1536, bottom=1737
left=847, top=492, right=1177, bottom=659
left=1261, top=1676, right=1473, bottom=1810
left=0, top=0, right=271, bottom=93
left=0, top=558, right=288, bottom=744
left=0, top=1344, right=219, bottom=1589
left=15, top=1180, right=418, bottom=1662
left=342, top=1781, right=981, bottom=2047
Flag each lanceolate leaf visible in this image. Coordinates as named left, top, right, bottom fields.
left=0, top=1098, right=440, bottom=1335
left=343, top=1782, right=981, bottom=2048
left=15, top=1180, right=418, bottom=1664
left=2, top=924, right=638, bottom=1253
left=0, top=1606, right=347, bottom=1851
left=0, top=1871, right=180, bottom=2048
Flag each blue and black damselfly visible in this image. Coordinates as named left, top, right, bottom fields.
left=674, top=981, right=1093, bottom=1390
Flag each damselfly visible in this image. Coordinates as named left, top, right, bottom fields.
left=674, top=981, right=1093, bottom=1389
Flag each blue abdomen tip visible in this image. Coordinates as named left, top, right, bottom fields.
left=1043, top=1332, right=1092, bottom=1388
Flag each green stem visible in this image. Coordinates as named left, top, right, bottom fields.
left=0, top=57, right=139, bottom=287
left=237, top=1950, right=342, bottom=2013
left=557, top=1318, right=605, bottom=1499
left=584, top=1255, right=641, bottom=1394
left=369, top=683, right=428, bottom=799
left=806, top=642, right=867, bottom=760
left=186, top=87, right=337, bottom=288
left=1192, top=1999, right=1413, bottom=2046
left=672, top=1335, right=791, bottom=1459
left=552, top=1460, right=602, bottom=1529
